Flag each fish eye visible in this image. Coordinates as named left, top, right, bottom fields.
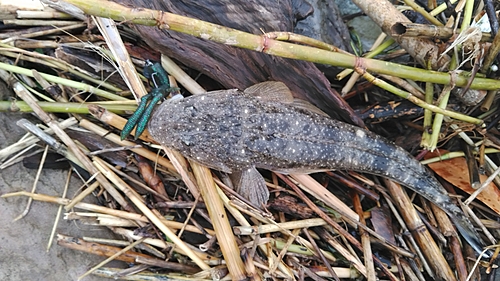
left=180, top=135, right=194, bottom=146
left=184, top=105, right=198, bottom=117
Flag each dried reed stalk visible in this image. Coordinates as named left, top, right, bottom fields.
left=91, top=267, right=211, bottom=280
left=352, top=192, right=376, bottom=281
left=78, top=118, right=176, bottom=173
left=57, top=234, right=199, bottom=273
left=190, top=162, right=247, bottom=280
left=93, top=157, right=210, bottom=270
left=214, top=184, right=295, bottom=279
left=111, top=227, right=216, bottom=261
left=430, top=203, right=469, bottom=281
left=0, top=61, right=125, bottom=100
left=94, top=17, right=148, bottom=101
left=290, top=174, right=359, bottom=222
left=383, top=178, right=457, bottom=281
left=233, top=218, right=327, bottom=235
left=4, top=69, right=134, bottom=213
left=87, top=104, right=156, bottom=143
left=351, top=0, right=449, bottom=69
left=278, top=174, right=399, bottom=280
left=392, top=22, right=490, bottom=41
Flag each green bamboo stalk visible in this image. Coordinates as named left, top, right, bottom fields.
left=461, top=0, right=474, bottom=31
left=420, top=76, right=434, bottom=148
left=0, top=44, right=123, bottom=92
left=272, top=239, right=315, bottom=256
left=421, top=148, right=500, bottom=165
left=61, top=0, right=500, bottom=91
left=0, top=61, right=127, bottom=101
left=477, top=106, right=498, bottom=119
left=428, top=86, right=453, bottom=151
left=0, top=100, right=136, bottom=114
left=359, top=72, right=483, bottom=124
left=430, top=0, right=459, bottom=16
left=337, top=38, right=396, bottom=80
left=448, top=0, right=474, bottom=73
left=403, top=0, right=443, bottom=26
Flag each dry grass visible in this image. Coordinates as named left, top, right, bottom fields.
left=1, top=1, right=500, bottom=280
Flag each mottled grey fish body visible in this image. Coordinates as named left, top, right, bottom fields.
left=149, top=84, right=485, bottom=256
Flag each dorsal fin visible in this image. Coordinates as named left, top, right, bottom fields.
left=244, top=81, right=294, bottom=103
left=292, top=99, right=330, bottom=117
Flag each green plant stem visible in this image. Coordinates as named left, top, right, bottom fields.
left=448, top=0, right=474, bottom=72
left=461, top=0, right=474, bottom=31
left=360, top=72, right=483, bottom=124
left=421, top=148, right=500, bottom=165
left=403, top=0, right=443, bottom=26
left=428, top=86, right=452, bottom=150
left=0, top=61, right=127, bottom=101
left=62, top=0, right=500, bottom=91
left=0, top=44, right=123, bottom=92
left=0, top=100, right=136, bottom=114
left=430, top=0, right=459, bottom=16
left=337, top=38, right=396, bottom=80
left=420, top=78, right=434, bottom=148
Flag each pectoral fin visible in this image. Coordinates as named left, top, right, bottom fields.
left=231, top=166, right=270, bottom=208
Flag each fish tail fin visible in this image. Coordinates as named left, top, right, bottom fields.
left=449, top=210, right=491, bottom=258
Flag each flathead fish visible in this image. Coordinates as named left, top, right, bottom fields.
left=148, top=81, right=486, bottom=256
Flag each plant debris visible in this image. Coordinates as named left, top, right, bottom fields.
left=1, top=0, right=500, bottom=280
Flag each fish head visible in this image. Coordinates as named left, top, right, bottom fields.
left=148, top=89, right=247, bottom=173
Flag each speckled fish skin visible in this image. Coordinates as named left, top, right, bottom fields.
left=148, top=86, right=485, bottom=256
